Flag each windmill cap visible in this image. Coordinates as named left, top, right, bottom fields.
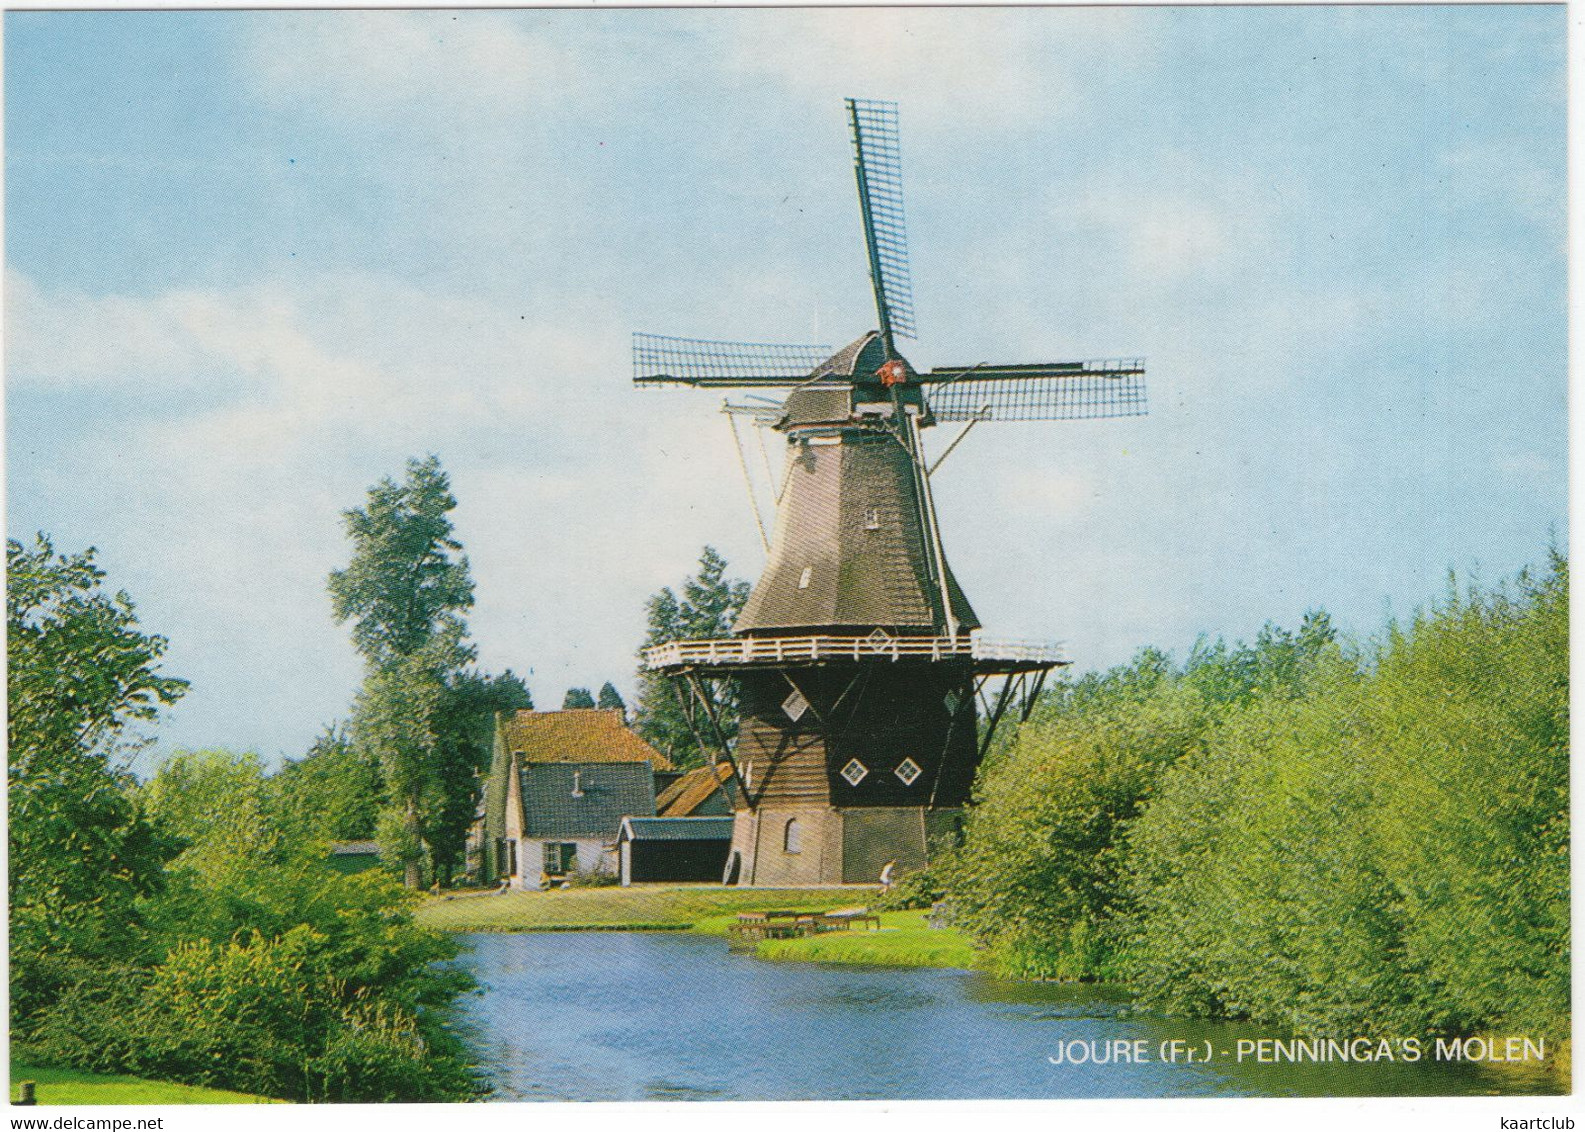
left=808, top=331, right=917, bottom=384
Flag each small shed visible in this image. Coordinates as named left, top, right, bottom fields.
left=326, top=840, right=382, bottom=875
left=617, top=816, right=735, bottom=885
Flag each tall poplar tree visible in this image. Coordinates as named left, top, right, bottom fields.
left=329, top=456, right=520, bottom=887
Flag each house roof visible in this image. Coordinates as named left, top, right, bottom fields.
left=656, top=762, right=735, bottom=817
left=501, top=709, right=673, bottom=770
left=620, top=816, right=736, bottom=842
left=521, top=761, right=656, bottom=840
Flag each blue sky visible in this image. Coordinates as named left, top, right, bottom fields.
left=6, top=7, right=1567, bottom=765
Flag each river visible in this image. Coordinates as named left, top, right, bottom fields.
left=454, top=931, right=1557, bottom=1101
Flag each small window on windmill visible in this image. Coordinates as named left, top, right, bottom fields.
left=943, top=689, right=961, bottom=716
left=895, top=758, right=923, bottom=786
left=865, top=508, right=880, bottom=530
left=798, top=566, right=813, bottom=589
left=840, top=759, right=868, bottom=787
left=784, top=819, right=802, bottom=854
left=782, top=688, right=809, bottom=722
left=742, top=761, right=753, bottom=789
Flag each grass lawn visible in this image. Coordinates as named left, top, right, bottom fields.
left=9, top=1064, right=281, bottom=1105
left=415, top=883, right=873, bottom=933
left=753, top=909, right=979, bottom=970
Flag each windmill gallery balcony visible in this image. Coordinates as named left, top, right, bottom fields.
left=640, top=632, right=1068, bottom=675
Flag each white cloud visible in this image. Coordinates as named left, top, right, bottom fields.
left=7, top=268, right=775, bottom=752
left=244, top=11, right=569, bottom=119
left=717, top=8, right=1148, bottom=128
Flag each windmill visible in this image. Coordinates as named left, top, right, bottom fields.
left=637, top=99, right=1145, bottom=886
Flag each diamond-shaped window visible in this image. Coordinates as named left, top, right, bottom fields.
left=894, top=758, right=922, bottom=786
left=782, top=689, right=809, bottom=722
left=942, top=690, right=961, bottom=715
left=840, top=759, right=869, bottom=786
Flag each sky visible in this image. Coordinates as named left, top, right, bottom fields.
left=5, top=7, right=1568, bottom=767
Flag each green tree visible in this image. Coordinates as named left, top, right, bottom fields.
left=633, top=547, right=750, bottom=768
left=140, top=749, right=279, bottom=882
left=562, top=686, right=595, bottom=709
left=424, top=669, right=531, bottom=885
left=7, top=535, right=187, bottom=1027
left=330, top=457, right=477, bottom=887
left=328, top=456, right=474, bottom=669
left=329, top=459, right=531, bottom=888
left=269, top=724, right=385, bottom=848
left=597, top=681, right=626, bottom=714
left=349, top=621, right=473, bottom=888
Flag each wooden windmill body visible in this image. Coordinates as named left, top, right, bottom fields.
left=637, top=100, right=1145, bottom=885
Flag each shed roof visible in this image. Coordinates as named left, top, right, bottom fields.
left=328, top=840, right=380, bottom=856
left=656, top=762, right=735, bottom=817
left=521, top=761, right=656, bottom=840
left=501, top=709, right=673, bottom=770
left=620, top=816, right=736, bottom=842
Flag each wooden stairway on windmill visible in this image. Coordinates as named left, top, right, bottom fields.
left=634, top=98, right=1147, bottom=886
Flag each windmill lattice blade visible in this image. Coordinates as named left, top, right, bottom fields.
left=846, top=98, right=916, bottom=343
left=925, top=361, right=1148, bottom=422
left=633, top=333, right=832, bottom=387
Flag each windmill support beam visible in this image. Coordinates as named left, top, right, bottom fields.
left=978, top=671, right=1023, bottom=762
left=679, top=671, right=752, bottom=808
left=1019, top=668, right=1051, bottom=723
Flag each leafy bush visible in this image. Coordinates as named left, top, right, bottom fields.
left=950, top=559, right=1566, bottom=1048
left=27, top=749, right=481, bottom=1102
left=945, top=618, right=1339, bottom=981
left=1122, top=555, right=1568, bottom=1042
left=944, top=664, right=1217, bottom=979
left=1123, top=661, right=1427, bottom=1033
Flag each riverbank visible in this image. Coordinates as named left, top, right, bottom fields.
left=416, top=885, right=981, bottom=970
left=415, top=884, right=869, bottom=933
left=751, top=909, right=979, bottom=969
left=9, top=1064, right=282, bottom=1105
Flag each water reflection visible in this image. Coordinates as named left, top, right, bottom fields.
left=453, top=932, right=1560, bottom=1102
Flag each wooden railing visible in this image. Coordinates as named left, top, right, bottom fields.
left=641, top=633, right=1066, bottom=670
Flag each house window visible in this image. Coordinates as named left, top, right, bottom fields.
left=840, top=759, right=868, bottom=787
left=544, top=842, right=578, bottom=876
left=895, top=758, right=923, bottom=786
left=865, top=508, right=880, bottom=530
left=784, top=819, right=802, bottom=854
left=798, top=566, right=813, bottom=589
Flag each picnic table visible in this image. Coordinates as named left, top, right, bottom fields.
left=727, top=906, right=880, bottom=942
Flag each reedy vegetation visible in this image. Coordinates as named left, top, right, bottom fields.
left=943, top=553, right=1568, bottom=1043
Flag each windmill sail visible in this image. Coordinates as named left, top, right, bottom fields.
left=633, top=333, right=832, bottom=387
left=846, top=98, right=916, bottom=348
left=923, top=360, right=1148, bottom=422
